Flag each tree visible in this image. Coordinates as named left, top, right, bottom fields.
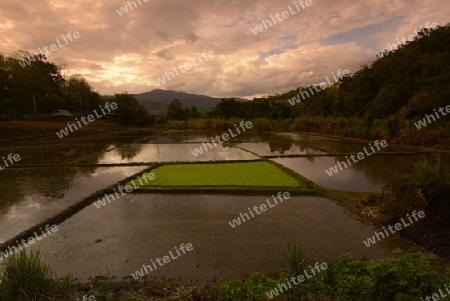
left=166, top=98, right=183, bottom=120
left=113, top=93, right=149, bottom=126
left=63, top=75, right=100, bottom=114
left=0, top=98, right=12, bottom=120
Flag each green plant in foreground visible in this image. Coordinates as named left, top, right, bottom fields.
left=402, top=154, right=448, bottom=203
left=214, top=273, right=278, bottom=301
left=214, top=243, right=450, bottom=301
left=385, top=153, right=450, bottom=228
left=92, top=265, right=115, bottom=301
left=0, top=248, right=72, bottom=300
left=283, top=239, right=307, bottom=276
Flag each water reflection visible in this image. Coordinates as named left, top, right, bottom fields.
left=0, top=166, right=146, bottom=243
left=274, top=155, right=420, bottom=192
left=93, top=144, right=259, bottom=163
left=237, top=141, right=325, bottom=156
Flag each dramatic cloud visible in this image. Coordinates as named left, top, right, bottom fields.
left=1, top=0, right=448, bottom=98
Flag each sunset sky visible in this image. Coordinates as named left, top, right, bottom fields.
left=1, top=0, right=448, bottom=99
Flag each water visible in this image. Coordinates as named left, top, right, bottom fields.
left=34, top=194, right=409, bottom=281
left=0, top=166, right=146, bottom=243
left=273, top=155, right=420, bottom=192
left=0, top=130, right=438, bottom=281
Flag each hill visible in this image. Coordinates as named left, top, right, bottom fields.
left=104, top=89, right=247, bottom=113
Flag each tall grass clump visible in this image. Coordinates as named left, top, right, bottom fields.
left=0, top=248, right=72, bottom=300
left=283, top=239, right=307, bottom=276
left=383, top=153, right=450, bottom=230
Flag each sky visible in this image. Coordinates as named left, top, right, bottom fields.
left=1, top=0, right=448, bottom=99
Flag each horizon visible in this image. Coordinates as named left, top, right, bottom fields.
left=2, top=0, right=449, bottom=99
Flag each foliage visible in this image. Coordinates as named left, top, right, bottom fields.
left=91, top=266, right=115, bottom=301
left=112, top=93, right=151, bottom=126
left=214, top=273, right=278, bottom=301
left=0, top=248, right=73, bottom=301
left=214, top=249, right=449, bottom=301
left=205, top=24, right=450, bottom=127
left=166, top=98, right=201, bottom=120
left=135, top=162, right=300, bottom=187
left=304, top=249, right=448, bottom=301
left=283, top=239, right=307, bottom=276
left=383, top=154, right=450, bottom=230
left=63, top=74, right=102, bottom=114
left=0, top=52, right=100, bottom=119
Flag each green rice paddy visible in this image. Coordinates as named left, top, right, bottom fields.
left=138, top=161, right=300, bottom=187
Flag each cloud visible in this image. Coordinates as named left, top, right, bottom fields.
left=0, top=0, right=448, bottom=98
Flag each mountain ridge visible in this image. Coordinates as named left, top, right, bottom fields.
left=103, top=89, right=248, bottom=113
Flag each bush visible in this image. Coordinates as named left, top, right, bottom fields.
left=213, top=247, right=449, bottom=301
left=214, top=273, right=278, bottom=301
left=383, top=154, right=450, bottom=230
left=283, top=239, right=307, bottom=277
left=0, top=248, right=72, bottom=301
left=304, top=249, right=448, bottom=301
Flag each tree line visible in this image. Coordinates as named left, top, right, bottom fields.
left=0, top=51, right=103, bottom=120
left=173, top=23, right=450, bottom=128
left=3, top=23, right=449, bottom=128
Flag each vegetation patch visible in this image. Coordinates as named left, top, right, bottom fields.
left=134, top=161, right=301, bottom=187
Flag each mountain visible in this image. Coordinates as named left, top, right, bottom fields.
left=113, top=89, right=247, bottom=113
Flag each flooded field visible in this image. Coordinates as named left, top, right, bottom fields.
left=0, top=130, right=444, bottom=280
left=35, top=194, right=408, bottom=282
left=0, top=166, right=146, bottom=243
left=87, top=143, right=258, bottom=163
left=273, top=155, right=419, bottom=192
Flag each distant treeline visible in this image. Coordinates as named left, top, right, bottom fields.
left=0, top=52, right=150, bottom=125
left=2, top=23, right=449, bottom=132
left=204, top=23, right=450, bottom=126
left=0, top=51, right=103, bottom=119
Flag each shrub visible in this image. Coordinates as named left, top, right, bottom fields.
left=299, top=249, right=449, bottom=301
left=283, top=239, right=307, bottom=277
left=213, top=245, right=449, bottom=301
left=0, top=248, right=72, bottom=301
left=383, top=153, right=450, bottom=230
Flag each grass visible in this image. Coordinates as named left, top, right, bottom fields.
left=135, top=161, right=300, bottom=187
left=1, top=243, right=448, bottom=300
left=0, top=248, right=72, bottom=300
